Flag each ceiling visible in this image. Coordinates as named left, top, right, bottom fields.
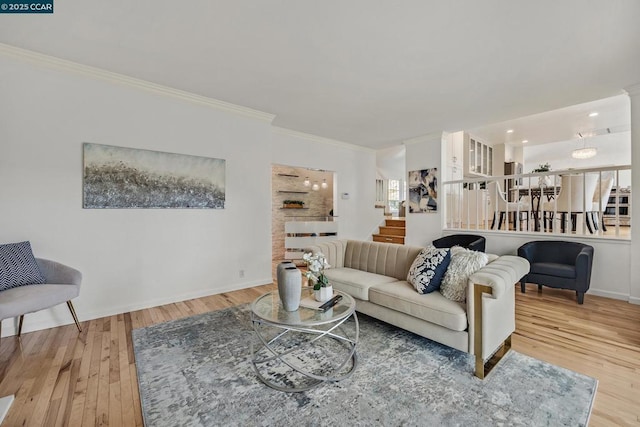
left=468, top=94, right=631, bottom=147
left=2, top=1, right=639, bottom=149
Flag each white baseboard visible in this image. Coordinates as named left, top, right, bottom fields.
left=629, top=296, right=640, bottom=305
left=0, top=278, right=272, bottom=337
left=587, top=288, right=630, bottom=301
left=0, top=395, right=14, bottom=423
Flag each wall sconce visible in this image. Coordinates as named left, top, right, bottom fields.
left=321, top=179, right=328, bottom=189
left=312, top=182, right=320, bottom=191
left=303, top=177, right=310, bottom=187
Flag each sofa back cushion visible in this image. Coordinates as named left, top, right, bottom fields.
left=343, top=240, right=423, bottom=281
left=304, top=240, right=349, bottom=269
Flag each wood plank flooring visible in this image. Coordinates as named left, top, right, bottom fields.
left=1, top=282, right=639, bottom=426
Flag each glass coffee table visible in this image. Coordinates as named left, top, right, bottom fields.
left=250, top=288, right=359, bottom=392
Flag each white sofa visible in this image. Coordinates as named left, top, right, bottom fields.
left=305, top=239, right=530, bottom=378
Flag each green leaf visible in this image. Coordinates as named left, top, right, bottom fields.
left=319, top=274, right=329, bottom=287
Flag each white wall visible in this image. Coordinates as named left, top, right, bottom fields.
left=628, top=83, right=640, bottom=304
left=404, top=133, right=444, bottom=246
left=0, top=53, right=377, bottom=335
left=376, top=145, right=406, bottom=181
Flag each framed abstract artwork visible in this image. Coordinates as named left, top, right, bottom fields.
left=408, top=168, right=437, bottom=213
left=83, top=143, right=225, bottom=209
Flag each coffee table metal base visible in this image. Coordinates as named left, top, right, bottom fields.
left=250, top=312, right=359, bottom=392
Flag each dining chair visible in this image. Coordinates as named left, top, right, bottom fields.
left=589, top=171, right=615, bottom=232
left=541, top=174, right=599, bottom=233
left=487, top=181, right=530, bottom=231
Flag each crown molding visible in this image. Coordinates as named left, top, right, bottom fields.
left=625, top=82, right=640, bottom=97
left=272, top=126, right=374, bottom=152
left=0, top=43, right=276, bottom=123
left=403, top=131, right=444, bottom=145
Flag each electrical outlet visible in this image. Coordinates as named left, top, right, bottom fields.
left=239, top=269, right=245, bottom=278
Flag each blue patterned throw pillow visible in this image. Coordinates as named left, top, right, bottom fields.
left=0, top=241, right=46, bottom=291
left=407, top=246, right=451, bottom=294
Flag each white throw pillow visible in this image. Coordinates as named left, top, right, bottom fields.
left=440, top=246, right=489, bottom=302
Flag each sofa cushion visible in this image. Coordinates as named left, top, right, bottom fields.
left=407, top=246, right=451, bottom=294
left=369, top=281, right=467, bottom=331
left=343, top=240, right=423, bottom=281
left=440, top=246, right=489, bottom=302
left=323, top=267, right=398, bottom=301
left=0, top=241, right=46, bottom=291
left=530, top=262, right=576, bottom=279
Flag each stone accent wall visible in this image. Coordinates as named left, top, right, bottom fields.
left=271, top=165, right=334, bottom=269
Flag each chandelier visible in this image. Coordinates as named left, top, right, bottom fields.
left=572, top=136, right=597, bottom=159
left=572, top=147, right=597, bottom=159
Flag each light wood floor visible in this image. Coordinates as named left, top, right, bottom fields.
left=1, top=283, right=639, bottom=426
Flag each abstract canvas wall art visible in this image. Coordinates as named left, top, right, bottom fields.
left=408, top=168, right=437, bottom=213
left=83, top=143, right=225, bottom=209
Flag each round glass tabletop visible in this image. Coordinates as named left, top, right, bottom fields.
left=251, top=289, right=355, bottom=327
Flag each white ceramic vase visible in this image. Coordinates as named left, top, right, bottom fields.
left=276, top=262, right=301, bottom=311
left=314, top=285, right=333, bottom=303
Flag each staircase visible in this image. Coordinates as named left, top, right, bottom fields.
left=372, top=218, right=406, bottom=244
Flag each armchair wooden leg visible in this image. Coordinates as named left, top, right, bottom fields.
left=18, top=315, right=24, bottom=337
left=66, top=301, right=82, bottom=333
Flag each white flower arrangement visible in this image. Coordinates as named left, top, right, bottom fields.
left=302, top=251, right=330, bottom=290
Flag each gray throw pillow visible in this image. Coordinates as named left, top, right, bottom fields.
left=440, top=246, right=489, bottom=302
left=0, top=241, right=46, bottom=291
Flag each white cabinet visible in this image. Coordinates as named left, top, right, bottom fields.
left=463, top=133, right=493, bottom=177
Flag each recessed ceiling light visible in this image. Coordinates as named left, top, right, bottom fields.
left=506, top=129, right=514, bottom=134
left=588, top=112, right=599, bottom=117
left=522, top=140, right=528, bottom=144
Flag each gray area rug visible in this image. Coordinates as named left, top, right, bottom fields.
left=132, top=305, right=597, bottom=427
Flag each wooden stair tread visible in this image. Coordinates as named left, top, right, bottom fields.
left=372, top=234, right=405, bottom=244
left=378, top=226, right=406, bottom=236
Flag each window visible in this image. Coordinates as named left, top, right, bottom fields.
left=375, top=179, right=385, bottom=204
left=388, top=179, right=405, bottom=215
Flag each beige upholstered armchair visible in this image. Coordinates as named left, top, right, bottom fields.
left=0, top=258, right=82, bottom=338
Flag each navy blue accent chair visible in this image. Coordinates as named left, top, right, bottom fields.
left=432, top=234, right=486, bottom=253
left=517, top=240, right=594, bottom=304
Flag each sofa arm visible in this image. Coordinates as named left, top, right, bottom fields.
left=467, top=255, right=530, bottom=376
left=468, top=255, right=530, bottom=299
left=575, top=247, right=594, bottom=292
left=303, top=240, right=348, bottom=269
